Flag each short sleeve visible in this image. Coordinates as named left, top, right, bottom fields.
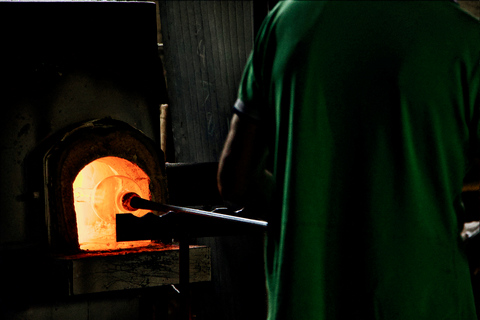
left=234, top=8, right=276, bottom=122
left=234, top=98, right=261, bottom=121
left=235, top=50, right=265, bottom=121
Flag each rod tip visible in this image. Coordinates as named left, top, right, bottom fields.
left=121, top=192, right=141, bottom=211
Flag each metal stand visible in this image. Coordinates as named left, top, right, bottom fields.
left=117, top=195, right=268, bottom=320
left=179, top=235, right=191, bottom=320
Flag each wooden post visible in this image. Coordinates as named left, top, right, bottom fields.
left=160, top=104, right=168, bottom=161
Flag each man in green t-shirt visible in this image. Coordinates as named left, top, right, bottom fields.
left=218, top=1, right=480, bottom=319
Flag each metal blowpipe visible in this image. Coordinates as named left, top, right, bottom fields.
left=121, top=192, right=268, bottom=229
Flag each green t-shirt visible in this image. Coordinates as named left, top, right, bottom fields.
left=236, top=1, right=480, bottom=319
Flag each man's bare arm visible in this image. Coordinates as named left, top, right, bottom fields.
left=217, top=113, right=273, bottom=207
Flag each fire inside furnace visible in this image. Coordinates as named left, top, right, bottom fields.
left=73, top=156, right=153, bottom=251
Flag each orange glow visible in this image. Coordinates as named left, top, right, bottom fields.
left=73, top=156, right=153, bottom=251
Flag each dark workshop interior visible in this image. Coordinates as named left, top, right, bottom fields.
left=0, top=1, right=479, bottom=320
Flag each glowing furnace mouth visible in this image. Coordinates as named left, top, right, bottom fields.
left=73, top=156, right=152, bottom=251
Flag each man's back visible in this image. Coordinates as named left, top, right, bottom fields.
left=237, top=1, right=480, bottom=319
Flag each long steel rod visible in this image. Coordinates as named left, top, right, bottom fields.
left=123, top=193, right=268, bottom=228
